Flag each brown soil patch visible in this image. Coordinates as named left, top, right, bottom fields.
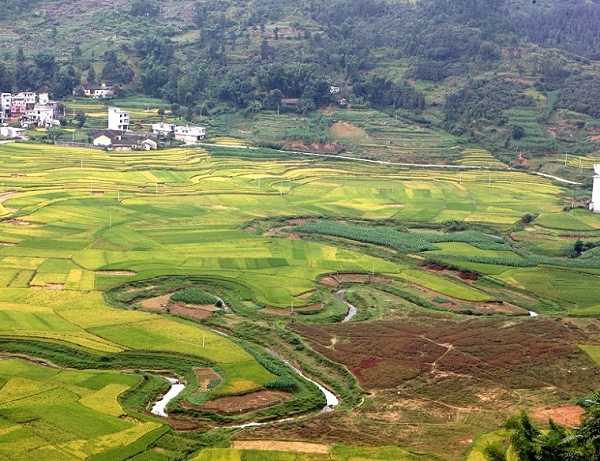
left=245, top=226, right=256, bottom=232
left=0, top=192, right=16, bottom=204
left=232, top=440, right=330, bottom=453
left=330, top=121, right=368, bottom=139
left=195, top=368, right=221, bottom=390
left=287, top=232, right=302, bottom=240
left=336, top=273, right=369, bottom=283
left=263, top=227, right=285, bottom=237
left=202, top=390, right=292, bottom=414
left=139, top=294, right=215, bottom=319
left=163, top=418, right=205, bottom=431
left=287, top=218, right=308, bottom=226
left=32, top=284, right=64, bottom=290
left=95, top=270, right=136, bottom=276
left=91, top=191, right=105, bottom=196
left=0, top=242, right=16, bottom=247
left=140, top=294, right=171, bottom=310
left=533, top=404, right=584, bottom=427
left=283, top=141, right=344, bottom=154
left=4, top=220, right=31, bottom=226
left=370, top=275, right=394, bottom=284
left=298, top=290, right=317, bottom=300
left=318, top=275, right=339, bottom=287
left=169, top=303, right=215, bottom=320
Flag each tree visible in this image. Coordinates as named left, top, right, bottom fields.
left=73, top=111, right=86, bottom=128
left=511, top=124, right=525, bottom=140
left=46, top=127, right=64, bottom=141
left=53, top=65, right=80, bottom=99
left=487, top=394, right=600, bottom=461
left=158, top=108, right=165, bottom=121
left=87, top=67, right=96, bottom=84
left=246, top=100, right=262, bottom=114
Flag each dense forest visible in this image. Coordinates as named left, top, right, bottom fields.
left=2, top=0, right=600, bottom=154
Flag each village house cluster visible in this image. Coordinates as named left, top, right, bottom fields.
left=90, top=107, right=206, bottom=151
left=0, top=91, right=59, bottom=137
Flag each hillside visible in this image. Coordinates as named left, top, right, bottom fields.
left=2, top=0, right=600, bottom=178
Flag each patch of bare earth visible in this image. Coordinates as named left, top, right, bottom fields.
left=0, top=242, right=15, bottom=247
left=32, top=284, right=64, bottom=290
left=139, top=294, right=215, bottom=319
left=287, top=218, right=308, bottom=226
left=170, top=302, right=215, bottom=320
left=201, top=390, right=292, bottom=414
left=194, top=368, right=221, bottom=390
left=318, top=275, right=339, bottom=287
left=329, top=121, right=368, bottom=139
left=232, top=440, right=330, bottom=453
left=283, top=141, right=344, bottom=154
left=0, top=192, right=17, bottom=204
left=4, top=220, right=31, bottom=226
left=298, top=290, right=317, bottom=300
left=533, top=404, right=584, bottom=427
left=140, top=294, right=171, bottom=310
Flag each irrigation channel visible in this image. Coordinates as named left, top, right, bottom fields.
left=151, top=378, right=186, bottom=417
left=336, top=289, right=357, bottom=323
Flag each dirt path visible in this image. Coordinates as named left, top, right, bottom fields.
left=0, top=192, right=16, bottom=204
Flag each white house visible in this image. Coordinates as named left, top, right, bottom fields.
left=108, top=107, right=130, bottom=131
left=1, top=93, right=11, bottom=118
left=38, top=93, right=49, bottom=105
left=151, top=122, right=175, bottom=136
left=26, top=104, right=54, bottom=127
left=590, top=165, right=600, bottom=213
left=78, top=83, right=115, bottom=99
left=0, top=126, right=26, bottom=139
left=141, top=139, right=158, bottom=150
left=174, top=125, right=205, bottom=144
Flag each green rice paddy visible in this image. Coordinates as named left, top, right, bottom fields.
left=0, top=141, right=598, bottom=459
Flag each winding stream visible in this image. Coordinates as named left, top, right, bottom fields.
left=335, top=289, right=358, bottom=323
left=149, top=290, right=537, bottom=421
left=151, top=377, right=186, bottom=417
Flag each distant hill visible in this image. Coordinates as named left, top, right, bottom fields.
left=2, top=0, right=600, bottom=177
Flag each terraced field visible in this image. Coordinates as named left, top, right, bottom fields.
left=0, top=142, right=598, bottom=460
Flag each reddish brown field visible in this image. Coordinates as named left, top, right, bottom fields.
left=244, top=313, right=600, bottom=460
